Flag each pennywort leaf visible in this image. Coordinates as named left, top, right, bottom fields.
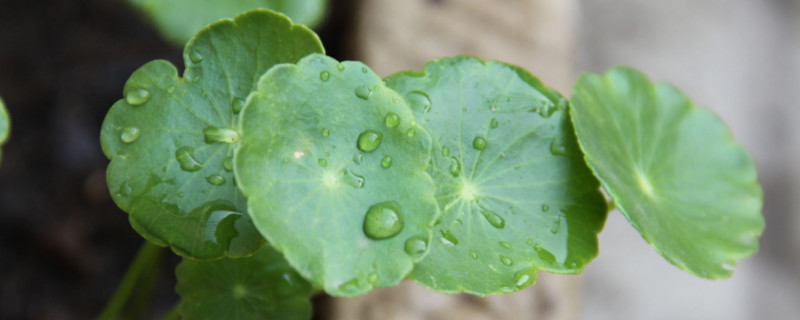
left=235, top=54, right=439, bottom=297
left=0, top=96, right=8, bottom=163
left=570, top=67, right=764, bottom=279
left=100, top=9, right=324, bottom=259
left=176, top=245, right=313, bottom=320
left=128, top=0, right=328, bottom=46
left=384, top=57, right=607, bottom=295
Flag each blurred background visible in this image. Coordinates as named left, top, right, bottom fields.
left=0, top=0, right=796, bottom=319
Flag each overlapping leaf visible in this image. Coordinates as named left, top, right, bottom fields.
left=0, top=96, right=8, bottom=163
left=570, top=67, right=764, bottom=278
left=128, top=0, right=328, bottom=46
left=384, top=57, right=607, bottom=295
left=100, top=10, right=324, bottom=259
left=176, top=245, right=313, bottom=320
left=235, top=54, right=439, bottom=297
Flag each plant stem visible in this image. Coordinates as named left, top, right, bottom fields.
left=96, top=241, right=164, bottom=320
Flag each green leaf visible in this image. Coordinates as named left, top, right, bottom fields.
left=0, top=96, right=8, bottom=164
left=100, top=10, right=324, bottom=259
left=384, top=57, right=607, bottom=295
left=176, top=245, right=313, bottom=320
left=128, top=0, right=327, bottom=46
left=235, top=54, right=439, bottom=297
left=570, top=67, right=764, bottom=279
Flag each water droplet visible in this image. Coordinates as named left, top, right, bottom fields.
left=500, top=255, right=514, bottom=266
left=352, top=153, right=363, bottom=165
left=175, top=146, right=203, bottom=172
left=120, top=127, right=140, bottom=143
left=514, top=268, right=536, bottom=287
left=321, top=128, right=330, bottom=137
left=381, top=156, right=392, bottom=168
left=206, top=174, right=225, bottom=185
left=499, top=241, right=512, bottom=249
left=441, top=146, right=449, bottom=156
left=526, top=239, right=534, bottom=246
left=363, top=201, right=404, bottom=240
left=231, top=98, right=245, bottom=114
left=541, top=204, right=550, bottom=212
left=117, top=182, right=132, bottom=197
left=538, top=103, right=556, bottom=118
left=469, top=250, right=478, bottom=259
left=318, top=158, right=328, bottom=167
left=384, top=112, right=400, bottom=128
left=198, top=201, right=241, bottom=245
left=534, top=244, right=556, bottom=263
left=320, top=71, right=330, bottom=81
left=490, top=118, right=499, bottom=128
left=203, top=126, right=240, bottom=144
left=167, top=86, right=176, bottom=94
left=361, top=66, right=368, bottom=73
left=404, top=236, right=427, bottom=257
left=448, top=156, right=461, bottom=177
left=338, top=278, right=359, bottom=293
left=481, top=209, right=505, bottom=229
left=337, top=63, right=345, bottom=71
left=473, top=136, right=487, bottom=150
left=406, top=90, right=432, bottom=113
left=223, top=156, right=234, bottom=171
left=357, top=130, right=383, bottom=152
left=355, top=85, right=372, bottom=100
left=549, top=136, right=569, bottom=156
left=342, top=168, right=365, bottom=188
left=439, top=230, right=458, bottom=246
left=126, top=88, right=151, bottom=106
left=189, top=49, right=203, bottom=63
left=368, top=273, right=378, bottom=284
left=406, top=128, right=416, bottom=137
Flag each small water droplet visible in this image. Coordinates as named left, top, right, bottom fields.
left=118, top=182, right=132, bottom=197
left=203, top=126, right=240, bottom=144
left=342, top=168, right=365, bottom=188
left=206, top=174, right=225, bottom=185
left=549, top=136, right=569, bottom=156
left=473, top=136, right=487, bottom=150
left=440, top=230, right=458, bottom=246
left=126, top=88, right=151, bottom=106
left=355, top=85, right=372, bottom=100
left=120, top=127, right=140, bottom=143
left=381, top=156, right=392, bottom=168
left=500, top=256, right=514, bottom=266
left=231, top=98, right=245, bottom=114
left=404, top=236, right=427, bottom=257
left=514, top=268, right=536, bottom=287
left=320, top=71, right=330, bottom=81
left=490, top=118, right=499, bottom=128
left=367, top=273, right=378, bottom=284
left=223, top=156, right=234, bottom=171
left=448, top=156, right=461, bottom=177
left=175, top=146, right=203, bottom=172
left=406, top=90, right=432, bottom=113
left=541, top=204, right=550, bottom=212
left=481, top=209, right=505, bottom=229
left=318, top=158, right=328, bottom=167
left=363, top=201, right=404, bottom=240
left=469, top=250, right=478, bottom=259
left=357, top=130, right=383, bottom=152
left=352, top=153, right=363, bottom=165
left=406, top=128, right=416, bottom=137
left=499, top=241, right=512, bottom=249
left=167, top=86, right=176, bottom=94
left=337, top=63, right=345, bottom=71
left=534, top=244, right=556, bottom=263
left=338, top=278, right=359, bottom=293
left=361, top=66, right=368, bottom=73
left=538, top=103, right=556, bottom=118
left=384, top=112, right=400, bottom=128
left=189, top=49, right=203, bottom=63
left=441, top=146, right=449, bottom=156
left=527, top=239, right=534, bottom=246
left=321, top=128, right=330, bottom=137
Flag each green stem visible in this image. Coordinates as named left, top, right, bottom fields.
left=96, top=241, right=164, bottom=320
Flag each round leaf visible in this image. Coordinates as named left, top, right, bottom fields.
left=128, top=0, right=328, bottom=46
left=0, top=96, right=8, bottom=163
left=100, top=10, right=324, bottom=259
left=176, top=245, right=313, bottom=320
left=384, top=57, right=607, bottom=295
left=570, top=67, right=764, bottom=279
left=235, top=54, right=439, bottom=297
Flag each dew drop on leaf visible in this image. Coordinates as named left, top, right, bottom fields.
left=321, top=128, right=330, bottom=137
left=499, top=241, right=512, bottom=249
left=500, top=255, right=514, bottom=266
left=203, top=126, right=240, bottom=144
left=363, top=201, right=404, bottom=240
left=381, top=156, right=392, bottom=168
left=448, top=156, right=461, bottom=177
left=440, top=230, right=458, bottom=246
left=231, top=98, right=245, bottom=114
left=368, top=273, right=378, bottom=284
left=126, top=88, right=151, bottom=106
left=338, top=278, right=359, bottom=293
left=175, top=146, right=203, bottom=172
left=549, top=136, right=568, bottom=156
left=337, top=63, right=345, bottom=71
left=120, top=127, right=141, bottom=143
left=384, top=112, right=400, bottom=128
left=541, top=204, right=550, bottom=212
left=354, top=85, right=372, bottom=100
left=406, top=90, right=432, bottom=113
left=481, top=209, right=505, bottom=229
left=318, top=158, right=327, bottom=167
left=473, top=136, right=488, bottom=150
left=223, top=156, right=234, bottom=172
left=352, top=153, right=363, bottom=165
left=404, top=236, right=428, bottom=257
left=441, top=146, right=449, bottom=156
left=406, top=128, right=416, bottom=137
left=206, top=174, right=225, bottom=186
left=357, top=130, right=383, bottom=152
left=469, top=250, right=478, bottom=260
left=189, top=49, right=204, bottom=63
left=538, top=103, right=556, bottom=118
left=167, top=85, right=176, bottom=94
left=319, top=71, right=330, bottom=81
left=514, top=268, right=536, bottom=287
left=490, top=118, right=499, bottom=128
left=342, top=168, right=365, bottom=189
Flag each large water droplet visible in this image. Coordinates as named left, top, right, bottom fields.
left=440, top=230, right=458, bottom=246
left=342, top=168, right=365, bottom=188
left=126, top=88, right=150, bottom=106
left=231, top=98, right=245, bottom=114
left=189, top=49, right=203, bottom=63
left=203, top=126, right=240, bottom=144
left=448, top=156, right=461, bottom=177
left=514, top=268, right=536, bottom=288
left=355, top=85, right=372, bottom=100
left=381, top=156, right=392, bottom=168
left=406, top=90, right=432, bottom=113
left=363, top=201, right=404, bottom=240
left=500, top=255, right=514, bottom=266
left=481, top=209, right=505, bottom=229
left=175, top=146, right=203, bottom=172
left=473, top=136, right=487, bottom=150
left=223, top=156, right=234, bottom=172
left=206, top=174, right=225, bottom=185
left=384, top=112, right=400, bottom=128
left=357, top=130, right=383, bottom=152
left=320, top=71, right=330, bottom=81
left=120, top=127, right=140, bottom=143
left=404, top=236, right=427, bottom=257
